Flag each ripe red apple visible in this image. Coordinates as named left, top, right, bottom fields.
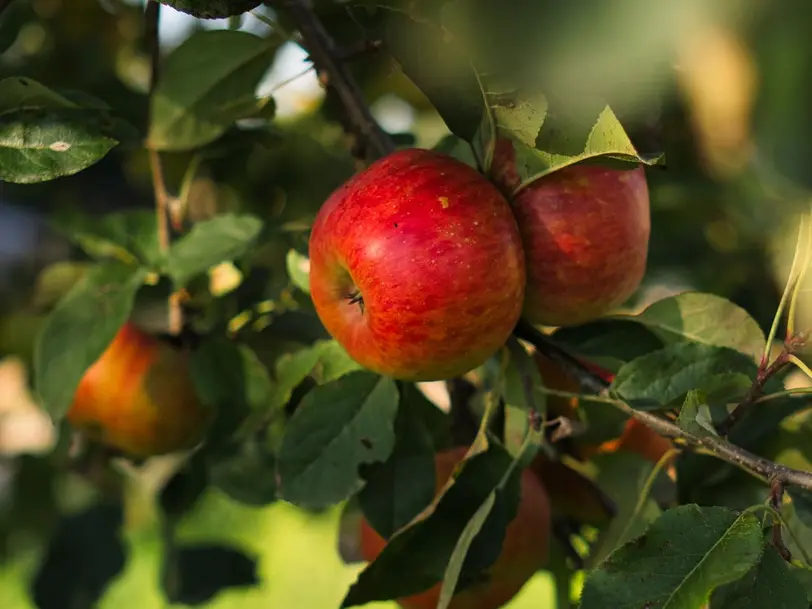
left=359, top=447, right=551, bottom=609
left=308, top=148, right=526, bottom=381
left=491, top=138, right=651, bottom=327
left=67, top=322, right=211, bottom=457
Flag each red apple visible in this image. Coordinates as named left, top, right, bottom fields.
left=492, top=138, right=650, bottom=327
left=308, top=148, right=526, bottom=381
left=67, top=322, right=211, bottom=457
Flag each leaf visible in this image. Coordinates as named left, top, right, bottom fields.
left=677, top=390, right=719, bottom=438
left=285, top=248, right=311, bottom=294
left=148, top=29, right=275, bottom=151
left=553, top=319, right=665, bottom=367
left=268, top=344, right=323, bottom=409
left=631, top=292, right=766, bottom=361
left=159, top=455, right=208, bottom=521
left=358, top=390, right=437, bottom=539
left=33, top=261, right=146, bottom=418
left=0, top=107, right=119, bottom=183
left=162, top=543, right=259, bottom=606
left=432, top=134, right=479, bottom=169
left=314, top=339, right=364, bottom=384
left=492, top=96, right=663, bottom=194
left=341, top=446, right=517, bottom=607
left=31, top=502, right=127, bottom=609
left=611, top=342, right=757, bottom=411
left=207, top=434, right=278, bottom=506
left=53, top=210, right=160, bottom=266
left=710, top=545, right=807, bottom=609
left=166, top=214, right=263, bottom=288
left=348, top=2, right=486, bottom=144
left=276, top=372, right=399, bottom=510
left=0, top=76, right=78, bottom=111
left=580, top=505, right=764, bottom=609
left=503, top=339, right=546, bottom=415
left=787, top=487, right=812, bottom=530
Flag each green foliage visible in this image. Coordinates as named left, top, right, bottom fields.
left=3, top=1, right=812, bottom=608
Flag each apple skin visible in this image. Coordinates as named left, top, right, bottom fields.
left=66, top=322, right=211, bottom=457
left=359, top=447, right=551, bottom=609
left=492, top=138, right=651, bottom=327
left=308, top=148, right=526, bottom=382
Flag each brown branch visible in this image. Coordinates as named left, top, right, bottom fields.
left=513, top=319, right=812, bottom=493
left=277, top=0, right=394, bottom=162
left=145, top=0, right=182, bottom=335
left=717, top=353, right=790, bottom=436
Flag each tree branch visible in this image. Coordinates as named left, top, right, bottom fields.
left=145, top=0, right=182, bottom=335
left=513, top=319, right=812, bottom=493
left=277, top=0, right=395, bottom=162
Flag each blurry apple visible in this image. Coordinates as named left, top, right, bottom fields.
left=308, top=148, right=526, bottom=381
left=492, top=138, right=650, bottom=327
left=359, top=446, right=551, bottom=609
left=67, top=322, right=211, bottom=457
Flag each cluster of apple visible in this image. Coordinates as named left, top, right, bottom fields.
left=308, top=140, right=651, bottom=382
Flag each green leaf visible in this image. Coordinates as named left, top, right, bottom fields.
left=314, top=339, right=364, bottom=384
left=33, top=262, right=147, bottom=418
left=276, top=372, right=399, bottom=510
left=789, top=564, right=812, bottom=604
left=285, top=248, right=311, bottom=294
left=358, top=389, right=437, bottom=539
left=631, top=292, right=766, bottom=361
left=677, top=390, right=719, bottom=438
left=166, top=214, right=263, bottom=288
left=207, top=434, right=278, bottom=506
left=147, top=29, right=274, bottom=151
left=341, top=445, right=517, bottom=607
left=492, top=96, right=663, bottom=194
left=432, top=134, right=479, bottom=169
left=53, top=210, right=160, bottom=267
left=503, top=340, right=546, bottom=415
left=611, top=343, right=756, bottom=410
left=580, top=505, right=764, bottom=609
left=0, top=76, right=78, bottom=111
left=710, top=545, right=807, bottom=609
left=553, top=319, right=665, bottom=368
left=0, top=107, right=119, bottom=184
left=269, top=344, right=323, bottom=409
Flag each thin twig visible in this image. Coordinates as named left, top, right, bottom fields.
left=145, top=0, right=182, bottom=335
left=276, top=0, right=395, bottom=162
left=769, top=478, right=792, bottom=561
left=514, top=319, right=812, bottom=493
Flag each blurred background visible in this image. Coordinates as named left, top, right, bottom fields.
left=1, top=0, right=811, bottom=607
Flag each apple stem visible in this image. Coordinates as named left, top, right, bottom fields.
left=347, top=291, right=365, bottom=314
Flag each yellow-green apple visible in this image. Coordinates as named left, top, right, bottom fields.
left=491, top=138, right=651, bottom=327
left=308, top=148, right=526, bottom=381
left=359, top=446, right=551, bottom=609
left=66, top=322, right=211, bottom=457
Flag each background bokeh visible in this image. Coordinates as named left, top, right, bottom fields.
left=1, top=0, right=811, bottom=607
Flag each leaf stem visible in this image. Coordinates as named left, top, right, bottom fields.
left=786, top=210, right=812, bottom=340
left=145, top=0, right=182, bottom=335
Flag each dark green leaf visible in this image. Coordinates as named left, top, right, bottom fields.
left=0, top=107, right=119, bottom=184
left=432, top=134, right=479, bottom=169
left=269, top=343, right=323, bottom=409
left=277, top=372, right=399, bottom=509
left=207, top=434, right=278, bottom=506
left=580, top=505, right=764, bottom=609
left=166, top=214, right=263, bottom=288
left=553, top=319, right=665, bottom=368
left=632, top=292, right=766, bottom=361
left=677, top=390, right=719, bottom=438
left=31, top=502, right=126, bottom=609
left=789, top=564, right=812, bottom=603
left=162, top=543, right=259, bottom=606
left=33, top=261, right=146, bottom=418
left=341, top=445, right=517, bottom=607
left=358, top=390, right=437, bottom=539
left=160, top=455, right=209, bottom=521
left=611, top=343, right=757, bottom=410
left=53, top=210, right=161, bottom=267
left=504, top=339, right=546, bottom=416
left=148, top=30, right=275, bottom=151
left=0, top=76, right=77, bottom=111
left=314, top=339, right=364, bottom=384
left=710, top=545, right=806, bottom=609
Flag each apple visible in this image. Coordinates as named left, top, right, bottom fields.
left=66, top=322, right=211, bottom=457
left=491, top=138, right=651, bottom=327
left=359, top=446, right=551, bottom=609
left=308, top=148, right=526, bottom=381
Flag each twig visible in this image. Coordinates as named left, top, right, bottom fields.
left=769, top=478, right=792, bottom=561
left=276, top=0, right=395, bottom=162
left=514, top=319, right=812, bottom=493
left=144, top=0, right=182, bottom=335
